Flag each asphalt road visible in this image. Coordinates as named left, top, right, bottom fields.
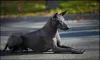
left=0, top=18, right=99, bottom=60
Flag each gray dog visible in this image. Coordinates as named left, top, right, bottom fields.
left=3, top=11, right=85, bottom=54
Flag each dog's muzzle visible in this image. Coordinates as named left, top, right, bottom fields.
left=60, top=24, right=69, bottom=30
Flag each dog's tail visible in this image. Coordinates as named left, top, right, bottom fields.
left=3, top=44, right=8, bottom=52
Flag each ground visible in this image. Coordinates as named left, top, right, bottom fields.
left=0, top=17, right=99, bottom=60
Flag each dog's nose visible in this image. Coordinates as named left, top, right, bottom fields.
left=66, top=27, right=69, bottom=30
left=63, top=27, right=69, bottom=31
left=65, top=25, right=69, bottom=30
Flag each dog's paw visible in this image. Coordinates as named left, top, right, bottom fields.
left=71, top=49, right=85, bottom=54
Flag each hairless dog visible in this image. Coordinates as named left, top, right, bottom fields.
left=3, top=11, right=85, bottom=54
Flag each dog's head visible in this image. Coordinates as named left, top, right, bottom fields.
left=51, top=11, right=69, bottom=30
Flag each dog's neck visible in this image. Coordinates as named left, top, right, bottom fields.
left=43, top=19, right=58, bottom=38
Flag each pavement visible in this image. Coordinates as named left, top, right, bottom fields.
left=0, top=16, right=99, bottom=60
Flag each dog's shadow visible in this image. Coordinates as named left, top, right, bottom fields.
left=0, top=50, right=73, bottom=56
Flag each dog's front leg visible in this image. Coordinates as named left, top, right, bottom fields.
left=51, top=39, right=85, bottom=54
left=55, top=31, right=72, bottom=48
left=51, top=38, right=71, bottom=53
left=53, top=31, right=85, bottom=54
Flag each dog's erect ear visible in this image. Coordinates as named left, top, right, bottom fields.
left=60, top=10, right=67, bottom=16
left=53, top=13, right=58, bottom=18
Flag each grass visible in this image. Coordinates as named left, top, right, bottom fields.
left=60, top=1, right=99, bottom=14
left=0, top=1, right=99, bottom=17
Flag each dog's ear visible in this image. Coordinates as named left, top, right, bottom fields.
left=60, top=10, right=67, bottom=16
left=53, top=13, right=58, bottom=18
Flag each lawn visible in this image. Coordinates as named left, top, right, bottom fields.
left=0, top=0, right=99, bottom=17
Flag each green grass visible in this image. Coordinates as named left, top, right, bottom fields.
left=60, top=1, right=99, bottom=14
left=0, top=1, right=99, bottom=17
